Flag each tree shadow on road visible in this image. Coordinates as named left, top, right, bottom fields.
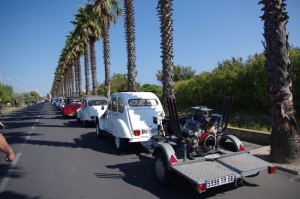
left=0, top=191, right=41, bottom=199
left=0, top=164, right=23, bottom=179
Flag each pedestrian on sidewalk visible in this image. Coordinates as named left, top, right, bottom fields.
left=15, top=99, right=19, bottom=107
left=0, top=133, right=15, bottom=162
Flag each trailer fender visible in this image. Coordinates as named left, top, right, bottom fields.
left=218, top=134, right=245, bottom=152
left=153, top=143, right=176, bottom=168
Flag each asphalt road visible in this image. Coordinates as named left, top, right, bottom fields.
left=0, top=102, right=299, bottom=199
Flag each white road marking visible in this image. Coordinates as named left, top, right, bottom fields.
left=22, top=131, right=32, bottom=145
left=0, top=104, right=46, bottom=191
left=0, top=153, right=22, bottom=192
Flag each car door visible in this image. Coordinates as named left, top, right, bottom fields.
left=107, top=96, right=118, bottom=135
left=81, top=98, right=87, bottom=120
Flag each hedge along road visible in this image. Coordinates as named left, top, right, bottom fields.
left=0, top=102, right=299, bottom=199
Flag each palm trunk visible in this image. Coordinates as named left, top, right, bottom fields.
left=158, top=0, right=175, bottom=110
left=260, top=0, right=300, bottom=163
left=103, top=23, right=111, bottom=97
left=76, top=56, right=82, bottom=97
left=124, top=0, right=136, bottom=92
left=84, top=43, right=90, bottom=95
left=74, top=63, right=78, bottom=97
left=90, top=37, right=98, bottom=95
left=64, top=73, right=67, bottom=97
left=70, top=66, right=75, bottom=96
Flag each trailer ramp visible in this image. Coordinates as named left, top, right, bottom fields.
left=171, top=152, right=272, bottom=189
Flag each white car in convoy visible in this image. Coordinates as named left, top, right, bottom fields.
left=96, top=92, right=164, bottom=151
left=77, top=95, right=108, bottom=127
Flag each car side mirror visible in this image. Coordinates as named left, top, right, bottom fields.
left=101, top=106, right=104, bottom=110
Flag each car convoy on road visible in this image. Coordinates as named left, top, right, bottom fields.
left=52, top=92, right=276, bottom=194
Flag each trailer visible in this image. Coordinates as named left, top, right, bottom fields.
left=140, top=97, right=276, bottom=194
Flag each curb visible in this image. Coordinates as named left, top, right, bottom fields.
left=227, top=127, right=270, bottom=145
left=275, top=165, right=299, bottom=175
left=249, top=146, right=300, bottom=176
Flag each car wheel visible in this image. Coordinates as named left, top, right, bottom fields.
left=154, top=152, right=173, bottom=186
left=114, top=136, right=128, bottom=152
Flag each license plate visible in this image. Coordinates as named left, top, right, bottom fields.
left=206, top=174, right=235, bottom=189
left=150, top=128, right=158, bottom=134
left=142, top=129, right=149, bottom=134
left=142, top=128, right=158, bottom=134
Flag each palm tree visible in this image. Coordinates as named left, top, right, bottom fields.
left=74, top=5, right=94, bottom=95
left=65, top=33, right=78, bottom=97
left=124, top=0, right=136, bottom=92
left=68, top=31, right=84, bottom=97
left=94, top=0, right=122, bottom=97
left=81, top=3, right=102, bottom=95
left=260, top=0, right=300, bottom=163
left=157, top=0, right=175, bottom=110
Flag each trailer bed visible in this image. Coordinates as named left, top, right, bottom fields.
left=171, top=152, right=271, bottom=188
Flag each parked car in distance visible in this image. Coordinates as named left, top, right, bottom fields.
left=62, top=97, right=82, bottom=118
left=57, top=97, right=66, bottom=111
left=77, top=95, right=108, bottom=127
left=96, top=92, right=164, bottom=151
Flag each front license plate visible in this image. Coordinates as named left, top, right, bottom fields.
left=206, top=175, right=235, bottom=189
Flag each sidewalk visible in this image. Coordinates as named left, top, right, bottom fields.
left=249, top=145, right=300, bottom=175
left=3, top=106, right=25, bottom=114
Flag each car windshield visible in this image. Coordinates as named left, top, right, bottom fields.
left=128, top=99, right=158, bottom=106
left=88, top=100, right=107, bottom=106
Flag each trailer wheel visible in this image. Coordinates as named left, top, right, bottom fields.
left=154, top=152, right=173, bottom=186
left=114, top=137, right=128, bottom=152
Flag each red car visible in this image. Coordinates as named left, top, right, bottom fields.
left=62, top=97, right=82, bottom=118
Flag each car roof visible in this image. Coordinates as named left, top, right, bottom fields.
left=83, top=95, right=107, bottom=101
left=111, top=92, right=159, bottom=101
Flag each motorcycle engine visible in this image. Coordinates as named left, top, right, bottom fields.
left=181, top=117, right=217, bottom=153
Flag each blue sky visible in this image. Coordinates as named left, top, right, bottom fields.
left=0, top=0, right=299, bottom=97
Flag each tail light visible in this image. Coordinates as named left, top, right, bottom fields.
left=134, top=130, right=141, bottom=136
left=196, top=183, right=207, bottom=193
left=268, top=166, right=276, bottom=174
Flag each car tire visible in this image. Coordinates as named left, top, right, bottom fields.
left=154, top=152, right=173, bottom=186
left=114, top=136, right=128, bottom=152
